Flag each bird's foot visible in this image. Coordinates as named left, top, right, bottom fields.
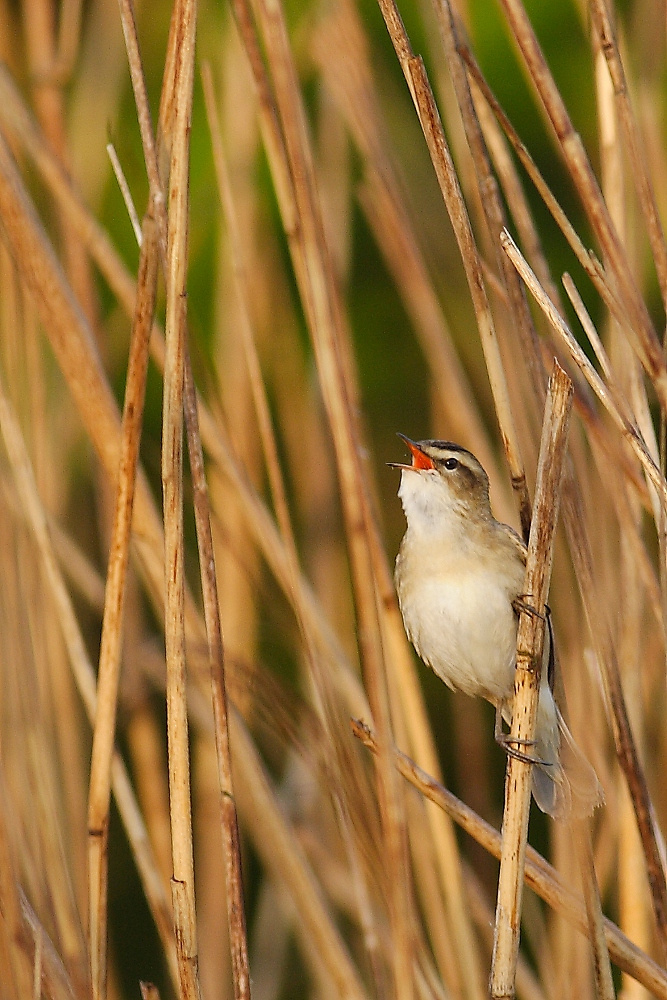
left=512, top=595, right=551, bottom=621
left=494, top=706, right=552, bottom=767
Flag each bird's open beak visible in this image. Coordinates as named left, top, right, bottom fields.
left=387, top=433, right=436, bottom=471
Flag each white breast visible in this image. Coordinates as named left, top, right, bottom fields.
left=397, top=562, right=518, bottom=703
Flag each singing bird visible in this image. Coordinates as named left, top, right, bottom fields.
left=391, top=435, right=602, bottom=819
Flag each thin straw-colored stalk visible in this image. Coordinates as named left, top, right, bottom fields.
left=312, top=0, right=511, bottom=519
left=0, top=125, right=167, bottom=603
left=0, top=42, right=370, bottom=997
left=502, top=228, right=667, bottom=960
left=234, top=0, right=415, bottom=992
left=589, top=0, right=667, bottom=313
left=375, top=0, right=531, bottom=540
left=491, top=362, right=573, bottom=998
left=183, top=353, right=251, bottom=1000
left=19, top=890, right=78, bottom=1000
left=106, top=141, right=143, bottom=247
left=87, top=209, right=158, bottom=1000
left=117, top=14, right=251, bottom=991
left=0, top=374, right=178, bottom=991
left=458, top=44, right=651, bottom=357
left=500, top=231, right=667, bottom=517
left=573, top=822, right=614, bottom=1000
left=203, top=55, right=392, bottom=996
left=201, top=61, right=294, bottom=561
left=497, top=0, right=667, bottom=412
left=160, top=1, right=201, bottom=997
left=230, top=711, right=369, bottom=1000
left=432, top=0, right=545, bottom=422
left=0, top=778, right=38, bottom=1000
left=353, top=720, right=667, bottom=1000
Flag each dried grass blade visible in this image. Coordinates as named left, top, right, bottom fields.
left=491, top=362, right=573, bottom=998
left=353, top=720, right=667, bottom=1000
left=183, top=353, right=251, bottom=1000
left=159, top=0, right=202, bottom=996
left=432, top=0, right=545, bottom=420
left=375, top=0, right=531, bottom=539
left=590, top=0, right=667, bottom=313
left=87, top=210, right=158, bottom=1000
left=234, top=0, right=415, bottom=990
left=496, top=0, right=667, bottom=411
left=501, top=231, right=667, bottom=959
left=501, top=230, right=667, bottom=516
left=0, top=376, right=178, bottom=990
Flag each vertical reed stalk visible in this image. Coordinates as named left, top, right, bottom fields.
left=491, top=362, right=573, bottom=998
left=160, top=1, right=201, bottom=997
left=87, top=209, right=158, bottom=1000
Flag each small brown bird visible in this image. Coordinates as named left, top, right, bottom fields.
left=391, top=435, right=602, bottom=819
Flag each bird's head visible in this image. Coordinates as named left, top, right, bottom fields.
left=389, top=435, right=491, bottom=531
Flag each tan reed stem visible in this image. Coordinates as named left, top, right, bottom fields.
left=352, top=719, right=667, bottom=1000
left=490, top=362, right=573, bottom=998
left=589, top=0, right=667, bottom=314
left=233, top=0, right=415, bottom=992
left=159, top=1, right=202, bottom=997
left=183, top=352, right=252, bottom=1000
left=375, top=0, right=531, bottom=540
left=497, top=0, right=667, bottom=412
left=116, top=8, right=252, bottom=988
left=500, top=231, right=667, bottom=516
left=87, top=209, right=158, bottom=1000
left=0, top=374, right=178, bottom=990
left=501, top=228, right=667, bottom=960
left=573, top=821, right=615, bottom=1000
left=0, top=50, right=363, bottom=997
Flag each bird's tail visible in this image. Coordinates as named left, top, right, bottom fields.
left=532, top=698, right=604, bottom=820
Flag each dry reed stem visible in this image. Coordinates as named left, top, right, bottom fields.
left=0, top=40, right=366, bottom=997
left=457, top=45, right=651, bottom=355
left=234, top=0, right=415, bottom=992
left=117, top=9, right=252, bottom=987
left=205, top=43, right=400, bottom=999
left=86, top=210, right=158, bottom=1000
left=352, top=720, right=667, bottom=999
left=230, top=711, right=369, bottom=1000
left=0, top=375, right=179, bottom=991
left=19, top=890, right=78, bottom=1000
left=573, top=822, right=615, bottom=1000
left=500, top=231, right=667, bottom=518
left=106, top=141, right=143, bottom=246
left=0, top=779, right=39, bottom=1000
left=159, top=1, right=202, bottom=997
left=201, top=61, right=295, bottom=563
left=501, top=230, right=667, bottom=958
left=375, top=0, right=531, bottom=540
left=497, top=0, right=667, bottom=412
left=432, top=0, right=545, bottom=423
left=117, top=0, right=166, bottom=231
left=589, top=0, right=667, bottom=313
left=0, top=122, right=167, bottom=600
left=490, top=362, right=573, bottom=998
left=312, top=1, right=511, bottom=521
left=183, top=351, right=251, bottom=1000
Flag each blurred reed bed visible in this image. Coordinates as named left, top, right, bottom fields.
left=0, top=0, right=666, bottom=998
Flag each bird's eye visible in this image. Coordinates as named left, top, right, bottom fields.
left=444, top=457, right=458, bottom=470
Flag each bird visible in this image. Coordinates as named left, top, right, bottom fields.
left=391, top=434, right=602, bottom=819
